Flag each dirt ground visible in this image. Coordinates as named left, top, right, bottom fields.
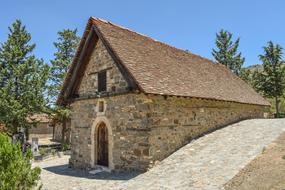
left=224, top=132, right=285, bottom=190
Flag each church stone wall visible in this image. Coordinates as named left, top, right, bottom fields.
left=69, top=93, right=265, bottom=171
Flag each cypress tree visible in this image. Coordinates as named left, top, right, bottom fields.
left=48, top=29, right=80, bottom=104
left=0, top=20, right=49, bottom=134
left=48, top=29, right=79, bottom=144
left=254, top=41, right=285, bottom=117
left=212, top=29, right=245, bottom=75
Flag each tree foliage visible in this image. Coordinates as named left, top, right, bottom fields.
left=212, top=29, right=245, bottom=75
left=48, top=29, right=79, bottom=144
left=0, top=133, right=41, bottom=190
left=51, top=105, right=71, bottom=144
left=0, top=20, right=49, bottom=134
left=240, top=68, right=253, bottom=85
left=254, top=41, right=285, bottom=117
left=48, top=29, right=80, bottom=104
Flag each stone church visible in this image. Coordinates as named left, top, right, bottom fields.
left=57, top=17, right=269, bottom=171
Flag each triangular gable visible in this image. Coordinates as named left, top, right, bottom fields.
left=57, top=17, right=140, bottom=105
left=77, top=39, right=131, bottom=96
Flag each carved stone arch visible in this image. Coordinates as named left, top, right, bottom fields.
left=90, top=116, right=114, bottom=169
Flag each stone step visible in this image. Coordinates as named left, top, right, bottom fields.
left=89, top=165, right=111, bottom=175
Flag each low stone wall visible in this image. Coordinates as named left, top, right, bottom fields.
left=28, top=123, right=53, bottom=139
left=69, top=93, right=265, bottom=171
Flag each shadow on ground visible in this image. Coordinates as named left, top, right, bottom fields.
left=43, top=164, right=141, bottom=180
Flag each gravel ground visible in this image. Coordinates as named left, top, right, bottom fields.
left=34, top=119, right=285, bottom=190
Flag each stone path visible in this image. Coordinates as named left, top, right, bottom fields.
left=35, top=119, right=285, bottom=190
left=116, top=119, right=285, bottom=190
left=33, top=156, right=140, bottom=190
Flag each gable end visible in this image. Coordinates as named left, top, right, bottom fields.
left=58, top=21, right=141, bottom=105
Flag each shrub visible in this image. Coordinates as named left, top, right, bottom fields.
left=62, top=143, right=70, bottom=151
left=0, top=133, right=41, bottom=190
left=51, top=149, right=56, bottom=156
left=39, top=148, right=47, bottom=157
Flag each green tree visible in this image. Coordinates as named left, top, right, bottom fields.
left=240, top=68, right=252, bottom=84
left=0, top=133, right=41, bottom=190
left=0, top=20, right=49, bottom=134
left=52, top=106, right=71, bottom=145
left=49, top=29, right=80, bottom=104
left=254, top=41, right=285, bottom=117
left=48, top=29, right=79, bottom=145
left=212, top=29, right=245, bottom=75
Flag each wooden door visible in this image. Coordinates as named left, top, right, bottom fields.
left=97, top=123, right=108, bottom=166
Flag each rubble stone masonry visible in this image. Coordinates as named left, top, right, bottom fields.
left=69, top=37, right=265, bottom=171
left=69, top=93, right=264, bottom=171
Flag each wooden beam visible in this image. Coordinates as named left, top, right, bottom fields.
left=88, top=66, right=113, bottom=75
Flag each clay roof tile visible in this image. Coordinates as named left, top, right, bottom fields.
left=57, top=17, right=270, bottom=106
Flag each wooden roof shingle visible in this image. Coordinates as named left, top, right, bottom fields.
left=57, top=17, right=270, bottom=106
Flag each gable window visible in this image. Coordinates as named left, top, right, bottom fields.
left=98, top=70, right=107, bottom=92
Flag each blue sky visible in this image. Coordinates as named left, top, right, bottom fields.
left=1, top=0, right=285, bottom=67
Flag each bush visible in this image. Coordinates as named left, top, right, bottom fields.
left=0, top=133, right=41, bottom=190
left=62, top=143, right=70, bottom=151
left=51, top=149, right=56, bottom=156
left=39, top=148, right=47, bottom=157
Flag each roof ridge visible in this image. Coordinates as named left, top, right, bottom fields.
left=90, top=17, right=216, bottom=65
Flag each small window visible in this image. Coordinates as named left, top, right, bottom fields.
left=99, top=101, right=104, bottom=112
left=98, top=71, right=107, bottom=92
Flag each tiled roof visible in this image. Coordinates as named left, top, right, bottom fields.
left=0, top=114, right=51, bottom=128
left=57, top=17, right=270, bottom=106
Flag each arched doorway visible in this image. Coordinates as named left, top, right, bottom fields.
left=90, top=116, right=114, bottom=169
left=96, top=122, right=108, bottom=166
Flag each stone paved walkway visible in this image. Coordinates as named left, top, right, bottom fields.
left=33, top=156, right=140, bottom=190
left=116, top=119, right=285, bottom=190
left=35, top=119, right=285, bottom=190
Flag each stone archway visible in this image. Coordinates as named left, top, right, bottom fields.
left=90, top=116, right=114, bottom=169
